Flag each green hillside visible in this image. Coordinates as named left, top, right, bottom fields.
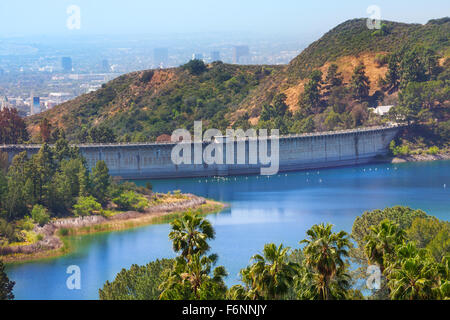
left=287, top=18, right=450, bottom=80
left=26, top=18, right=449, bottom=151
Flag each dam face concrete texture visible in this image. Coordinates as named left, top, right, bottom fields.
left=1, top=126, right=400, bottom=179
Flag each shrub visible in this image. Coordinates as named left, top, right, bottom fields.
left=59, top=228, right=69, bottom=236
left=390, top=141, right=411, bottom=156
left=427, top=146, right=440, bottom=155
left=73, top=196, right=102, bottom=217
left=31, top=205, right=50, bottom=227
left=113, top=191, right=149, bottom=212
left=183, top=59, right=207, bottom=75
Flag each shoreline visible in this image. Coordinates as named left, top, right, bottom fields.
left=390, top=152, right=450, bottom=163
left=2, top=154, right=448, bottom=264
left=1, top=195, right=226, bottom=264
left=371, top=151, right=450, bottom=164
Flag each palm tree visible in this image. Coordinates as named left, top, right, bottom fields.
left=237, top=243, right=298, bottom=300
left=364, top=219, right=406, bottom=274
left=388, top=244, right=439, bottom=300
left=300, top=223, right=351, bottom=300
left=168, top=210, right=215, bottom=261
left=159, top=253, right=227, bottom=300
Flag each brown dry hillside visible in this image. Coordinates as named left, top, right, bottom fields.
left=26, top=18, right=449, bottom=142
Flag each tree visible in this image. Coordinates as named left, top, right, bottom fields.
left=99, top=259, right=174, bottom=300
left=364, top=220, right=406, bottom=274
left=399, top=49, right=427, bottom=88
left=168, top=210, right=215, bottom=261
left=352, top=206, right=428, bottom=259
left=183, top=59, right=207, bottom=75
left=3, top=152, right=30, bottom=220
left=231, top=243, right=298, bottom=300
left=73, top=196, right=102, bottom=216
left=0, top=260, right=15, bottom=300
left=350, top=63, right=370, bottom=102
left=300, top=223, right=352, bottom=300
left=88, top=126, right=117, bottom=143
left=112, top=190, right=148, bottom=212
left=385, top=53, right=401, bottom=91
left=159, top=253, right=228, bottom=300
left=39, top=118, right=52, bottom=143
left=325, top=64, right=343, bottom=89
left=388, top=243, right=439, bottom=300
left=31, top=204, right=50, bottom=226
left=0, top=107, right=28, bottom=144
left=90, top=160, right=111, bottom=205
left=33, top=143, right=56, bottom=206
left=299, top=70, right=323, bottom=114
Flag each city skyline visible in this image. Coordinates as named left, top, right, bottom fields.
left=0, top=0, right=449, bottom=38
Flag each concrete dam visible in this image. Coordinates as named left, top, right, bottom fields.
left=1, top=125, right=401, bottom=179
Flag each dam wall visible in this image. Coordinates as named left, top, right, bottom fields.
left=0, top=125, right=401, bottom=179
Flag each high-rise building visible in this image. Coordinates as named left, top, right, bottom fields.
left=233, top=45, right=250, bottom=64
left=0, top=96, right=9, bottom=111
left=192, top=53, right=203, bottom=61
left=31, top=96, right=41, bottom=115
left=211, top=51, right=221, bottom=62
left=61, top=57, right=73, bottom=73
left=154, top=48, right=169, bottom=67
left=101, top=59, right=110, bottom=72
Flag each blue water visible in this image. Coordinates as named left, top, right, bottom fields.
left=6, top=160, right=450, bottom=300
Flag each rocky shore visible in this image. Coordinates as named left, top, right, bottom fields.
left=391, top=152, right=450, bottom=163
left=1, top=194, right=223, bottom=262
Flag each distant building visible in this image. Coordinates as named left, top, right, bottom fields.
left=211, top=51, right=221, bottom=62
left=154, top=48, right=169, bottom=68
left=31, top=96, right=41, bottom=115
left=0, top=96, right=9, bottom=111
left=233, top=45, right=250, bottom=64
left=192, top=53, right=203, bottom=61
left=374, top=105, right=394, bottom=116
left=61, top=57, right=73, bottom=73
left=101, top=59, right=110, bottom=72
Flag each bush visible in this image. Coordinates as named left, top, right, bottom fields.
left=390, top=141, right=411, bottom=156
left=73, top=196, right=102, bottom=217
left=59, top=228, right=69, bottom=236
left=427, top=146, right=440, bottom=155
left=31, top=205, right=50, bottom=227
left=113, top=191, right=149, bottom=212
left=183, top=59, right=207, bottom=75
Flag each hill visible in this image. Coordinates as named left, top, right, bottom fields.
left=27, top=18, right=450, bottom=146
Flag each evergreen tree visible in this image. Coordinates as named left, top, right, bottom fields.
left=350, top=63, right=371, bottom=102
left=325, top=64, right=343, bottom=89
left=90, top=160, right=111, bottom=205
left=299, top=70, right=323, bottom=114
left=0, top=260, right=14, bottom=300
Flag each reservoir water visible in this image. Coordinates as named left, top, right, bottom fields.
left=6, top=160, right=450, bottom=300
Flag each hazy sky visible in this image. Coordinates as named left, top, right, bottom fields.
left=0, top=0, right=448, bottom=37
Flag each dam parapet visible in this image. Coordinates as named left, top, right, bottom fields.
left=0, top=125, right=403, bottom=179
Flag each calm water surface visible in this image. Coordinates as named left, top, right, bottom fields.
left=6, top=160, right=450, bottom=300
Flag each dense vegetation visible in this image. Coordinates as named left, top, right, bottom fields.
left=27, top=62, right=279, bottom=142
left=99, top=206, right=449, bottom=300
left=0, top=107, right=29, bottom=144
left=0, top=260, right=14, bottom=300
left=0, top=135, right=152, bottom=246
left=287, top=18, right=450, bottom=80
